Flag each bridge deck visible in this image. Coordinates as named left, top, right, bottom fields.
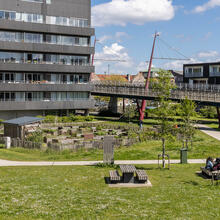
left=91, top=83, right=220, bottom=106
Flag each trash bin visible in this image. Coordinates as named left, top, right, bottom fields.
left=180, top=148, right=187, bottom=164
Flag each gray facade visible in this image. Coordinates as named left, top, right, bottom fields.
left=0, top=0, right=95, bottom=119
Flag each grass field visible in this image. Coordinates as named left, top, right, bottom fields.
left=0, top=129, right=220, bottom=162
left=0, top=164, right=219, bottom=219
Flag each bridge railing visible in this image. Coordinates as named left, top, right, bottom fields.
left=91, top=81, right=220, bottom=92
left=91, top=82, right=220, bottom=103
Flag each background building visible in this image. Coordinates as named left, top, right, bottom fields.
left=183, top=62, right=220, bottom=85
left=0, top=0, right=95, bottom=119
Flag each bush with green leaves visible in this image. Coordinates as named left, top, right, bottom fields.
left=43, top=129, right=57, bottom=135
left=199, top=106, right=217, bottom=119
left=85, top=116, right=94, bottom=121
left=26, top=131, right=43, bottom=143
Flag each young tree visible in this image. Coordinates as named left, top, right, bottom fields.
left=152, top=69, right=177, bottom=168
left=178, top=98, right=197, bottom=149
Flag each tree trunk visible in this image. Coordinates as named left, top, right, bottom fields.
left=162, top=138, right=166, bottom=168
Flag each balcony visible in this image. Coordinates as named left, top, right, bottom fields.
left=0, top=62, right=95, bottom=73
left=184, top=72, right=203, bottom=78
left=0, top=41, right=95, bottom=55
left=0, top=82, right=92, bottom=92
left=0, top=19, right=95, bottom=36
left=210, top=72, right=220, bottom=77
left=0, top=99, right=95, bottom=111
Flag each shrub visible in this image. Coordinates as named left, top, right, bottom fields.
left=199, top=106, right=217, bottom=119
left=85, top=116, right=94, bottom=121
left=43, top=129, right=56, bottom=135
left=43, top=115, right=57, bottom=123
left=26, top=131, right=43, bottom=143
left=61, top=116, right=71, bottom=123
left=95, top=131, right=107, bottom=136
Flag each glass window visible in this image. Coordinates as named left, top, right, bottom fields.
left=0, top=93, right=4, bottom=101
left=15, top=12, right=21, bottom=20
left=5, top=93, right=10, bottom=101
left=27, top=14, right=33, bottom=22
left=188, top=68, right=192, bottom=73
left=0, top=11, right=4, bottom=19
left=10, top=12, right=16, bottom=20
left=33, top=14, right=38, bottom=23
left=193, top=68, right=201, bottom=73
left=5, top=12, right=10, bottom=20
left=75, top=37, right=80, bottom=45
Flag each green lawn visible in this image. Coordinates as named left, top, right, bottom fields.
left=0, top=129, right=220, bottom=161
left=0, top=164, right=219, bottom=219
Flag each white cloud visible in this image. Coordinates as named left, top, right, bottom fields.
left=97, top=32, right=129, bottom=45
left=92, top=0, right=175, bottom=27
left=162, top=50, right=220, bottom=70
left=197, top=51, right=219, bottom=58
left=115, top=32, right=129, bottom=42
left=98, top=35, right=112, bottom=44
left=193, top=0, right=220, bottom=13
left=162, top=58, right=198, bottom=70
left=94, top=43, right=134, bottom=74
left=202, top=32, right=212, bottom=40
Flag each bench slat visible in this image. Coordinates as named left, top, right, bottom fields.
left=136, top=170, right=148, bottom=181
left=109, top=170, right=120, bottom=181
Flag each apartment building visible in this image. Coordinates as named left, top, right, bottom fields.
left=183, top=62, right=220, bottom=85
left=0, top=0, right=95, bottom=119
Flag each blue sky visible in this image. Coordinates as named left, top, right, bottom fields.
left=91, top=0, right=220, bottom=75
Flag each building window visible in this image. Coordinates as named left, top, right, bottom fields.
left=21, top=0, right=51, bottom=4
left=193, top=68, right=202, bottom=73
left=0, top=31, right=89, bottom=47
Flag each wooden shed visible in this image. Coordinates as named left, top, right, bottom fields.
left=3, top=117, right=43, bottom=139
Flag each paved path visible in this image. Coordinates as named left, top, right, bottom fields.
left=196, top=124, right=220, bottom=141
left=0, top=159, right=206, bottom=167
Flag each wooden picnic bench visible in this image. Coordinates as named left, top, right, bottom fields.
left=108, top=165, right=149, bottom=184
left=109, top=170, right=120, bottom=183
left=119, top=164, right=136, bottom=183
left=136, top=170, right=148, bottom=183
left=200, top=167, right=220, bottom=184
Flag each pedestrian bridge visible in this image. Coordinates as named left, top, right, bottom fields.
left=91, top=82, right=220, bottom=106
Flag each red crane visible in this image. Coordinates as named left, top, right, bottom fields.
left=139, top=32, right=159, bottom=123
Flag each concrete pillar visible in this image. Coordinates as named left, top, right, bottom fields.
left=66, top=109, right=70, bottom=117
left=108, top=97, right=118, bottom=114
left=42, top=110, right=46, bottom=116
left=4, top=137, right=11, bottom=149
left=84, top=109, right=89, bottom=116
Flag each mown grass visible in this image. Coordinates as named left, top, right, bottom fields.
left=0, top=164, right=219, bottom=219
left=0, top=129, right=220, bottom=161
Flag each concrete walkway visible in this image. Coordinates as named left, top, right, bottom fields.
left=196, top=124, right=220, bottom=141
left=0, top=159, right=206, bottom=167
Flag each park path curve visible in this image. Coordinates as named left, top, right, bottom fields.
left=0, top=159, right=206, bottom=167
left=196, top=124, right=220, bottom=141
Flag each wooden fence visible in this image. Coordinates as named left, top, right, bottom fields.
left=11, top=138, right=42, bottom=149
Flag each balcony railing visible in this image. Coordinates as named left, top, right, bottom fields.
left=0, top=60, right=92, bottom=66
left=0, top=98, right=90, bottom=102
left=0, top=80, right=89, bottom=85
left=210, top=72, right=220, bottom=77
left=184, top=72, right=203, bottom=77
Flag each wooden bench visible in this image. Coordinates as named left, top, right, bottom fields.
left=136, top=170, right=148, bottom=183
left=109, top=170, right=121, bottom=183
left=200, top=167, right=220, bottom=184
